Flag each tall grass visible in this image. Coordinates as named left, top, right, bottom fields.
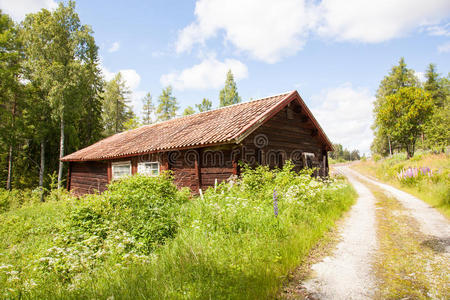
left=0, top=163, right=355, bottom=299
left=353, top=151, right=450, bottom=218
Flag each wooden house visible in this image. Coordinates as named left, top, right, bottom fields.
left=61, top=91, right=333, bottom=195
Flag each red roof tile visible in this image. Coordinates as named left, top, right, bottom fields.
left=62, top=90, right=332, bottom=161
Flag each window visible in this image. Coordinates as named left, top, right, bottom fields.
left=138, top=162, right=160, bottom=176
left=112, top=161, right=131, bottom=180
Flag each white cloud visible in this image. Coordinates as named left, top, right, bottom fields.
left=316, top=0, right=450, bottom=43
left=437, top=41, right=450, bottom=53
left=108, top=41, right=120, bottom=53
left=425, top=23, right=450, bottom=36
left=0, top=0, right=57, bottom=21
left=160, top=57, right=248, bottom=90
left=176, top=0, right=314, bottom=63
left=310, top=83, right=375, bottom=155
left=176, top=0, right=450, bottom=62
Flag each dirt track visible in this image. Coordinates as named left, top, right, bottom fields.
left=301, top=166, right=450, bottom=299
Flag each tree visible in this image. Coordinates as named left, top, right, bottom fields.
left=195, top=98, right=212, bottom=112
left=372, top=58, right=419, bottom=156
left=102, top=73, right=134, bottom=136
left=0, top=11, right=23, bottom=189
left=219, top=70, right=241, bottom=107
left=375, top=87, right=433, bottom=158
left=156, top=86, right=179, bottom=121
left=123, top=116, right=141, bottom=131
left=424, top=64, right=445, bottom=108
left=183, top=106, right=195, bottom=116
left=423, top=73, right=450, bottom=151
left=142, top=92, right=154, bottom=125
left=22, top=1, right=100, bottom=187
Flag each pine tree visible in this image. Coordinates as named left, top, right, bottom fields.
left=156, top=86, right=179, bottom=121
left=142, top=92, right=154, bottom=125
left=219, top=70, right=241, bottom=107
left=195, top=98, right=212, bottom=112
left=102, top=73, right=135, bottom=136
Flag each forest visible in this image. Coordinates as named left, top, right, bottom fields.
left=0, top=2, right=242, bottom=192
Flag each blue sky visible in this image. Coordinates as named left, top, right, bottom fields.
left=1, top=0, right=449, bottom=154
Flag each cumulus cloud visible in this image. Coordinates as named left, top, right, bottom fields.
left=437, top=41, right=450, bottom=53
left=0, top=0, right=57, bottom=21
left=310, top=83, right=375, bottom=155
left=160, top=57, right=248, bottom=90
left=316, top=0, right=450, bottom=42
left=176, top=0, right=450, bottom=63
left=108, top=41, right=120, bottom=53
left=176, top=0, right=314, bottom=63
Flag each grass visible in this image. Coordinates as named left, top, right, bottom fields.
left=352, top=152, right=450, bottom=218
left=366, top=183, right=449, bottom=299
left=0, top=164, right=356, bottom=299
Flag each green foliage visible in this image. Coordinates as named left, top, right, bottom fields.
left=196, top=98, right=212, bottom=112
left=372, top=59, right=449, bottom=157
left=102, top=72, right=135, bottom=136
left=156, top=86, right=179, bottom=121
left=372, top=58, right=420, bottom=156
left=375, top=86, right=433, bottom=158
left=219, top=70, right=241, bottom=107
left=182, top=105, right=195, bottom=116
left=141, top=92, right=154, bottom=125
left=105, top=174, right=188, bottom=252
left=0, top=165, right=355, bottom=298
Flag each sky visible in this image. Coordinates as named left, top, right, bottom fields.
left=1, top=0, right=450, bottom=155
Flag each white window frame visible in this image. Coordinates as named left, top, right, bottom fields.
left=137, top=161, right=160, bottom=177
left=111, top=161, right=131, bottom=180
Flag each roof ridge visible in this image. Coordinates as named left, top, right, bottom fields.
left=139, top=90, right=294, bottom=130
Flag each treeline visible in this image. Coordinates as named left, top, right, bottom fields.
left=329, top=144, right=361, bottom=162
left=0, top=2, right=242, bottom=191
left=372, top=58, right=449, bottom=158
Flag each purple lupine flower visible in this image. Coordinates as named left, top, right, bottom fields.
left=273, top=189, right=278, bottom=217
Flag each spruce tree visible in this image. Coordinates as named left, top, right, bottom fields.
left=156, top=86, right=179, bottom=121
left=183, top=106, right=195, bottom=116
left=195, top=98, right=212, bottom=112
left=219, top=70, right=241, bottom=107
left=142, top=92, right=154, bottom=125
left=102, top=73, right=135, bottom=135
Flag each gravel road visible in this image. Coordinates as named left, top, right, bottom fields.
left=302, top=166, right=378, bottom=299
left=302, top=165, right=450, bottom=299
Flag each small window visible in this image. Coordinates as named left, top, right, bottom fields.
left=112, top=161, right=131, bottom=180
left=138, top=162, right=160, bottom=176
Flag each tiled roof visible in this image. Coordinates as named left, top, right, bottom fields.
left=62, top=90, right=332, bottom=161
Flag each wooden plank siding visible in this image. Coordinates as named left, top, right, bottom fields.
left=69, top=161, right=109, bottom=196
left=68, top=101, right=329, bottom=196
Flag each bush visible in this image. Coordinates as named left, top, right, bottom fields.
left=1, top=165, right=355, bottom=299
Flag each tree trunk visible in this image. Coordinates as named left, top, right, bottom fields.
left=39, top=140, right=45, bottom=201
left=58, top=115, right=65, bottom=188
left=6, top=145, right=13, bottom=190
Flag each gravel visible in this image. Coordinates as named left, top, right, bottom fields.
left=302, top=166, right=378, bottom=299
left=346, top=167, right=450, bottom=253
